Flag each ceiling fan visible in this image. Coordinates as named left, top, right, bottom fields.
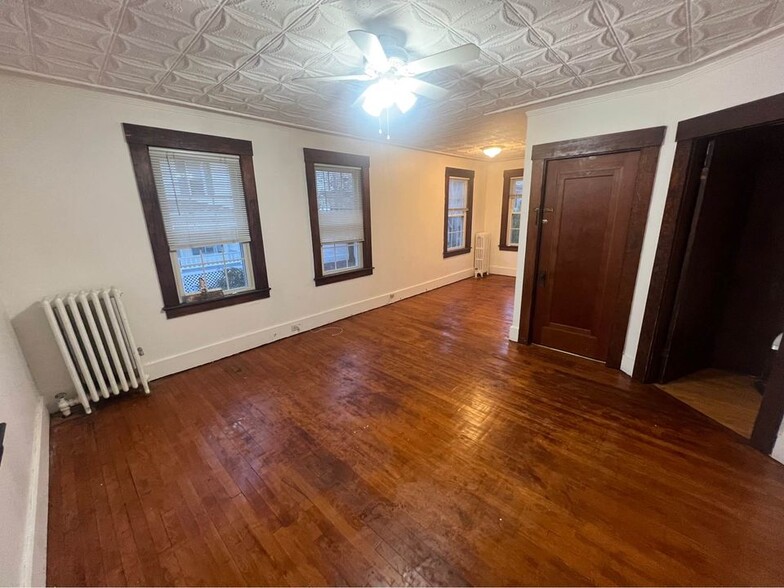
left=303, top=30, right=480, bottom=117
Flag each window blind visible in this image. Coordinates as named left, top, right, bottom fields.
left=149, top=147, right=250, bottom=250
left=448, top=177, right=469, bottom=209
left=314, top=164, right=364, bottom=244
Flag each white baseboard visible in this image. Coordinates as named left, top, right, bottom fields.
left=146, top=268, right=474, bottom=380
left=21, top=398, right=49, bottom=587
left=508, top=325, right=519, bottom=342
left=490, top=265, right=517, bottom=277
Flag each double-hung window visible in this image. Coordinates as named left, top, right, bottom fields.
left=125, top=124, right=270, bottom=318
left=500, top=168, right=524, bottom=251
left=303, top=148, right=373, bottom=286
left=443, top=167, right=475, bottom=257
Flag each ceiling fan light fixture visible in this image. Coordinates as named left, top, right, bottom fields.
left=361, top=79, right=392, bottom=116
left=483, top=146, right=503, bottom=158
left=361, top=78, right=418, bottom=116
left=394, top=89, right=417, bottom=113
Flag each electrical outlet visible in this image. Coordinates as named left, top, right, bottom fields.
left=291, top=324, right=301, bottom=333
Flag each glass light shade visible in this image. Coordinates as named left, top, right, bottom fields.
left=395, top=90, right=417, bottom=113
left=362, top=79, right=418, bottom=116
left=483, top=146, right=503, bottom=158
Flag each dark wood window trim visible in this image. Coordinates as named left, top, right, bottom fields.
left=633, top=93, right=784, bottom=455
left=123, top=123, right=270, bottom=319
left=303, top=148, right=373, bottom=287
left=518, top=126, right=666, bottom=371
left=443, top=167, right=475, bottom=258
left=499, top=168, right=524, bottom=251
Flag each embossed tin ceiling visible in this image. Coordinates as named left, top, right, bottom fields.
left=1, top=0, right=783, bottom=160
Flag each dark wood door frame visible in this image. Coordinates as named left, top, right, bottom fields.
left=517, top=126, right=666, bottom=370
left=633, top=92, right=784, bottom=454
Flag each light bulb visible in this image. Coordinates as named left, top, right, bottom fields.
left=483, top=146, right=502, bottom=158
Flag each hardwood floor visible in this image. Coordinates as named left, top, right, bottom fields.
left=656, top=369, right=762, bottom=438
left=47, top=276, right=784, bottom=586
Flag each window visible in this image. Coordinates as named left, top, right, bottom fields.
left=443, top=167, right=475, bottom=257
left=303, top=148, right=373, bottom=286
left=500, top=168, right=525, bottom=251
left=124, top=124, right=270, bottom=318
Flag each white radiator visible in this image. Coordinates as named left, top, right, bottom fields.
left=42, top=288, right=150, bottom=416
left=474, top=232, right=490, bottom=278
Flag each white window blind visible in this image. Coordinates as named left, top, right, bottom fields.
left=149, top=147, right=250, bottom=250
left=314, top=164, right=364, bottom=244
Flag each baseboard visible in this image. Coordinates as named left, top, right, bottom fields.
left=508, top=325, right=519, bottom=342
left=21, top=398, right=49, bottom=587
left=146, top=268, right=474, bottom=380
left=490, top=265, right=517, bottom=277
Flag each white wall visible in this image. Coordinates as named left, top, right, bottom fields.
left=511, top=35, right=784, bottom=457
left=0, top=291, right=48, bottom=587
left=0, top=75, right=491, bottom=411
left=482, top=159, right=524, bottom=276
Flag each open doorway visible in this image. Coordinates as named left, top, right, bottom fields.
left=657, top=125, right=784, bottom=439
left=636, top=93, right=784, bottom=453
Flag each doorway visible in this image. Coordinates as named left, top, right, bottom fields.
left=517, top=127, right=665, bottom=368
left=635, top=92, right=784, bottom=453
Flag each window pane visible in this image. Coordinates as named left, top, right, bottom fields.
left=176, top=242, right=249, bottom=298
left=511, top=177, right=524, bottom=196
left=447, top=215, right=465, bottom=250
left=448, top=177, right=468, bottom=209
left=322, top=241, right=362, bottom=274
left=512, top=196, right=523, bottom=213
left=510, top=228, right=520, bottom=245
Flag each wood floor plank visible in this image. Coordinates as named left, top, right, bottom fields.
left=47, top=276, right=784, bottom=586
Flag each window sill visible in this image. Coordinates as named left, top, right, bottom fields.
left=163, top=288, right=270, bottom=318
left=499, top=244, right=519, bottom=252
left=315, top=267, right=373, bottom=286
left=443, top=247, right=471, bottom=258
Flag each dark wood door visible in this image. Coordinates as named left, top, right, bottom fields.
left=532, top=151, right=640, bottom=361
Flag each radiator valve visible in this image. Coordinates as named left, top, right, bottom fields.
left=56, top=393, right=72, bottom=417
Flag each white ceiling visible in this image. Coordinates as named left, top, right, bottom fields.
left=1, top=1, right=783, bottom=160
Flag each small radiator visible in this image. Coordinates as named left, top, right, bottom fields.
left=42, top=288, right=149, bottom=415
left=474, top=232, right=490, bottom=278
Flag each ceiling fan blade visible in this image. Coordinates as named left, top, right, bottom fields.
left=297, top=74, right=374, bottom=82
left=348, top=30, right=388, bottom=72
left=398, top=78, right=449, bottom=101
left=405, top=44, right=480, bottom=75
